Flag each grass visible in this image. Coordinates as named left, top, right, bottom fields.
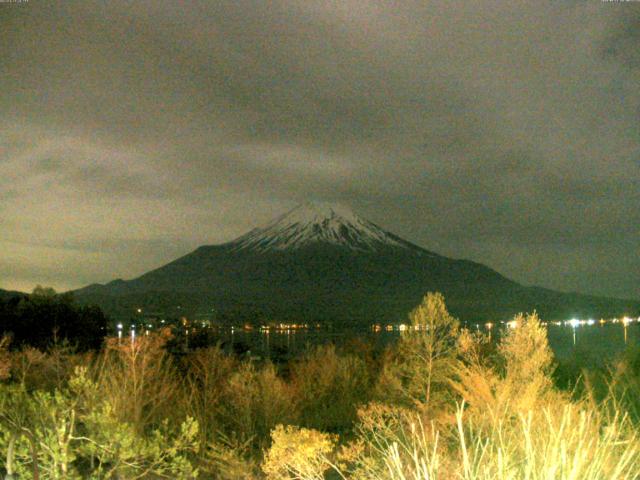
left=349, top=402, right=640, bottom=480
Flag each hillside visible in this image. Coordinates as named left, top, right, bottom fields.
left=74, top=203, right=640, bottom=324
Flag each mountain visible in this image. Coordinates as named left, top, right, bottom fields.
left=229, top=203, right=416, bottom=253
left=74, top=202, right=640, bottom=324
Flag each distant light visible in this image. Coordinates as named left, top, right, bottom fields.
left=623, top=317, right=631, bottom=326
left=117, top=323, right=123, bottom=330
left=586, top=319, right=595, bottom=326
left=568, top=319, right=580, bottom=328
left=507, top=320, right=518, bottom=329
left=136, top=308, right=142, bottom=313
left=485, top=322, right=493, bottom=330
left=398, top=324, right=407, bottom=331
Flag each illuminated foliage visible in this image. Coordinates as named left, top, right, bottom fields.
left=382, top=292, right=460, bottom=416
left=0, top=294, right=638, bottom=479
left=262, top=425, right=337, bottom=480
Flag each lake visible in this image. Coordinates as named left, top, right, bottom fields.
left=206, top=320, right=640, bottom=366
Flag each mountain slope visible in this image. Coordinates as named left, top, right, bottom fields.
left=74, top=203, right=640, bottom=324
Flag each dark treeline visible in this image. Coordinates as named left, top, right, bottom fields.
left=0, top=286, right=108, bottom=351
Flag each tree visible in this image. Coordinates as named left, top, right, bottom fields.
left=451, top=311, right=557, bottom=420
left=498, top=311, right=555, bottom=412
left=95, top=330, right=181, bottom=434
left=383, top=292, right=460, bottom=415
left=0, top=287, right=107, bottom=351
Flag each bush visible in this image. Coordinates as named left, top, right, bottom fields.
left=262, top=425, right=337, bottom=480
left=0, top=293, right=639, bottom=479
left=95, top=329, right=182, bottom=433
left=218, top=361, right=297, bottom=447
left=291, top=344, right=372, bottom=433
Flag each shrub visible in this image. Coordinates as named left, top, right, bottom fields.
left=339, top=402, right=442, bottom=480
left=182, top=345, right=237, bottom=450
left=204, top=432, right=261, bottom=480
left=94, top=329, right=182, bottom=433
left=291, top=344, right=372, bottom=433
left=218, top=361, right=297, bottom=448
left=262, top=425, right=337, bottom=480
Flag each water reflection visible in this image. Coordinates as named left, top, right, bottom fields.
left=211, top=321, right=639, bottom=366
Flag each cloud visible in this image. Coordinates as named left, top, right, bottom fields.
left=1, top=0, right=638, bottom=298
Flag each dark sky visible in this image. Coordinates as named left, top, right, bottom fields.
left=1, top=1, right=639, bottom=299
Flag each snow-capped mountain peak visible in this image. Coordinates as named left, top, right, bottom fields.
left=229, top=202, right=410, bottom=252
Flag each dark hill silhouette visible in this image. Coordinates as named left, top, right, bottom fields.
left=74, top=203, right=640, bottom=324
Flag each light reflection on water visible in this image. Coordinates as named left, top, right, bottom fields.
left=546, top=323, right=640, bottom=365
left=214, top=322, right=640, bottom=366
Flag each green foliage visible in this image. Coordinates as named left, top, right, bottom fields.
left=0, top=351, right=199, bottom=478
left=0, top=383, right=39, bottom=478
left=31, top=286, right=59, bottom=300
left=595, top=345, right=640, bottom=426
left=80, top=405, right=199, bottom=479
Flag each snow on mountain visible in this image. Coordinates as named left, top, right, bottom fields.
left=72, top=202, right=640, bottom=324
left=229, top=202, right=411, bottom=252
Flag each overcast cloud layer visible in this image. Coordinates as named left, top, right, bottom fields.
left=1, top=1, right=639, bottom=299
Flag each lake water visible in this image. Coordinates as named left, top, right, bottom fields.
left=209, top=321, right=640, bottom=366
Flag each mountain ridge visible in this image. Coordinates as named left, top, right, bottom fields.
left=73, top=203, right=640, bottom=323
